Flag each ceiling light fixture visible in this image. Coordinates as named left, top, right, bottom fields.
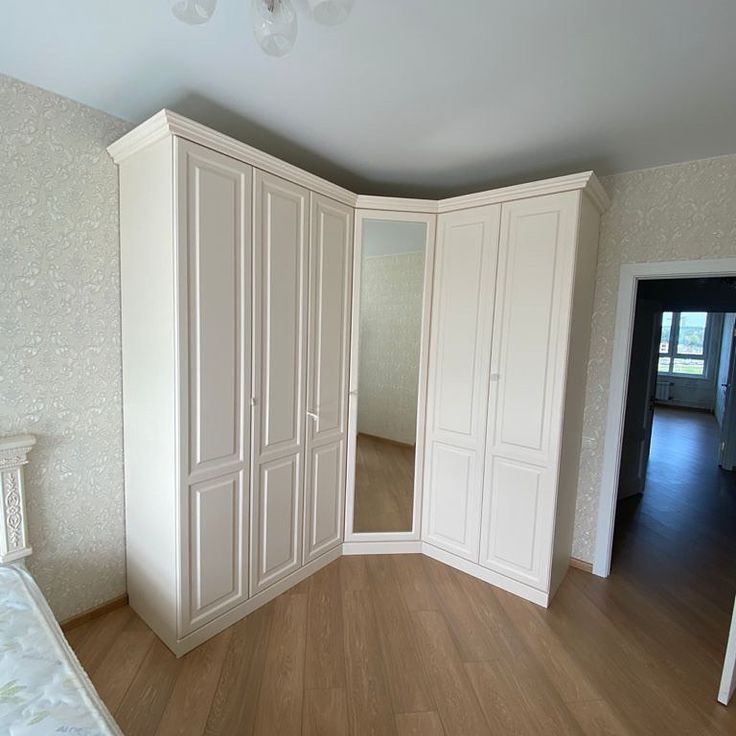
left=252, top=0, right=298, bottom=57
left=170, top=0, right=354, bottom=56
left=170, top=0, right=218, bottom=25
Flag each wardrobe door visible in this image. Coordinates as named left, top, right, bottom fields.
left=176, top=140, right=252, bottom=636
left=422, top=205, right=501, bottom=561
left=303, top=195, right=353, bottom=562
left=251, top=171, right=309, bottom=594
left=480, top=192, right=578, bottom=589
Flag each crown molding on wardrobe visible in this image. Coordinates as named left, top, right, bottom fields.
left=354, top=194, right=439, bottom=214
left=436, top=170, right=610, bottom=214
left=107, top=109, right=610, bottom=218
left=108, top=109, right=359, bottom=208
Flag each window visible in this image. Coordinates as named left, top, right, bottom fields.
left=658, top=311, right=709, bottom=376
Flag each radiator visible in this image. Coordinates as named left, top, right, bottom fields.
left=655, top=380, right=672, bottom=401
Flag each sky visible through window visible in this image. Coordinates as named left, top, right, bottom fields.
left=658, top=311, right=708, bottom=376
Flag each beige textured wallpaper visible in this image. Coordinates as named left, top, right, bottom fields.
left=572, top=154, right=736, bottom=562
left=358, top=252, right=424, bottom=445
left=0, top=74, right=131, bottom=619
left=2, top=75, right=734, bottom=599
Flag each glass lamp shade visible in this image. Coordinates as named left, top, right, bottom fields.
left=252, top=0, right=298, bottom=57
left=307, top=0, right=354, bottom=26
left=170, top=0, right=217, bottom=25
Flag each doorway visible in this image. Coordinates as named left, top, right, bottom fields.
left=595, top=258, right=736, bottom=576
left=596, top=262, right=736, bottom=703
left=612, top=277, right=736, bottom=568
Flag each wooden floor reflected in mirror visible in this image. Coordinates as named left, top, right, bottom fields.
left=353, top=433, right=414, bottom=533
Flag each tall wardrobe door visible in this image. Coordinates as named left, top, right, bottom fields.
left=480, top=192, right=578, bottom=589
left=176, top=140, right=252, bottom=636
left=251, top=171, right=309, bottom=594
left=303, top=194, right=353, bottom=562
left=422, top=205, right=501, bottom=561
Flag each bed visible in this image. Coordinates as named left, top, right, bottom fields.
left=0, top=435, right=123, bottom=735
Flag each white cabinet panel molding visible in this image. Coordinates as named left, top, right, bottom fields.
left=175, top=139, right=253, bottom=636
left=422, top=204, right=501, bottom=561
left=251, top=171, right=309, bottom=594
left=480, top=192, right=581, bottom=591
left=181, top=143, right=251, bottom=480
left=185, top=472, right=247, bottom=634
left=304, top=195, right=353, bottom=562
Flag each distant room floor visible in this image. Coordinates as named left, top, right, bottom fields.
left=353, top=433, right=414, bottom=533
left=613, top=406, right=736, bottom=617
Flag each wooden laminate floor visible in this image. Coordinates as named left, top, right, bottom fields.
left=68, top=407, right=736, bottom=735
left=353, top=433, right=414, bottom=533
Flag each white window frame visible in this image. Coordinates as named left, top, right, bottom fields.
left=658, top=310, right=711, bottom=379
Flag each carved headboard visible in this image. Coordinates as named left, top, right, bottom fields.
left=0, top=435, right=35, bottom=564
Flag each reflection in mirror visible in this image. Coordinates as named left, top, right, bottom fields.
left=353, top=219, right=427, bottom=533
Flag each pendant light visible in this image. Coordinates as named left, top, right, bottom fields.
left=252, top=0, right=298, bottom=57
left=307, top=0, right=353, bottom=26
left=170, top=0, right=218, bottom=25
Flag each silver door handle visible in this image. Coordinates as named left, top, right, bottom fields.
left=306, top=410, right=319, bottom=420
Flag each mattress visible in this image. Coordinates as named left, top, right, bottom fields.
left=0, top=563, right=123, bottom=735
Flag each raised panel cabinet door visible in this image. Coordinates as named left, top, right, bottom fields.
left=480, top=192, right=579, bottom=588
left=304, top=195, right=353, bottom=562
left=184, top=473, right=247, bottom=634
left=422, top=204, right=501, bottom=561
left=251, top=171, right=309, bottom=594
left=175, top=139, right=252, bottom=636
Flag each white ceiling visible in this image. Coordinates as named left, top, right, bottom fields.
left=3, top=1, right=736, bottom=196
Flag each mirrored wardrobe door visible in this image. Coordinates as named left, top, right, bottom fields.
left=346, top=212, right=435, bottom=539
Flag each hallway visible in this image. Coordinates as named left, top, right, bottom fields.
left=613, top=406, right=736, bottom=660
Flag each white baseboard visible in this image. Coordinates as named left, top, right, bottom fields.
left=150, top=538, right=554, bottom=657
left=420, top=542, right=549, bottom=607
left=342, top=540, right=422, bottom=555
left=165, top=545, right=342, bottom=657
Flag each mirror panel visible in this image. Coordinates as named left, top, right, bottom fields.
left=352, top=218, right=428, bottom=533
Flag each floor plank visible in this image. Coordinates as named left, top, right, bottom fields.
left=365, top=556, right=435, bottom=714
left=395, top=711, right=445, bottom=736
left=342, top=589, right=397, bottom=736
left=253, top=593, right=308, bottom=736
left=116, top=638, right=183, bottom=736
left=393, top=554, right=439, bottom=612
left=304, top=562, right=346, bottom=691
left=411, top=609, right=490, bottom=736
left=155, top=630, right=231, bottom=736
left=204, top=603, right=273, bottom=736
left=91, top=612, right=155, bottom=713
left=302, top=688, right=349, bottom=736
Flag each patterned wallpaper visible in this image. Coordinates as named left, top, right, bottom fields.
left=572, top=154, right=736, bottom=562
left=2, top=74, right=735, bottom=594
left=0, top=74, right=131, bottom=619
left=358, top=252, right=425, bottom=445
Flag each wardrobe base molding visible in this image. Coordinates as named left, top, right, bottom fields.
left=421, top=543, right=550, bottom=607
left=342, top=540, right=423, bottom=555
left=152, top=545, right=342, bottom=657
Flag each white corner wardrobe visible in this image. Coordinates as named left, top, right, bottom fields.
left=110, top=110, right=608, bottom=655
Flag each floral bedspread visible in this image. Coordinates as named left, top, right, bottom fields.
left=0, top=563, right=122, bottom=735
